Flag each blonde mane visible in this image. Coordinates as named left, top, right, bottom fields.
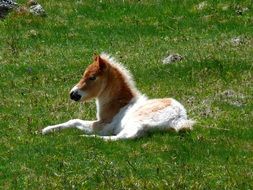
left=100, top=53, right=140, bottom=97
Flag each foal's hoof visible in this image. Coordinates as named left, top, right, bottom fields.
left=42, top=126, right=53, bottom=135
left=42, top=128, right=48, bottom=135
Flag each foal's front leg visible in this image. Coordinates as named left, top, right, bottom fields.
left=42, top=119, right=95, bottom=135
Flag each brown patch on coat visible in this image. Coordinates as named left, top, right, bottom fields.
left=95, top=62, right=135, bottom=123
left=135, top=98, right=172, bottom=119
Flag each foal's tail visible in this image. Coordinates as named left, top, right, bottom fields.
left=173, top=119, right=196, bottom=132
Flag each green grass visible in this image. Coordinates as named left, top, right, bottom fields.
left=0, top=0, right=253, bottom=189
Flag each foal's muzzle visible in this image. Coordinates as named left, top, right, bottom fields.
left=70, top=91, right=81, bottom=101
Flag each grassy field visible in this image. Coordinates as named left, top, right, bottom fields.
left=0, top=0, right=253, bottom=189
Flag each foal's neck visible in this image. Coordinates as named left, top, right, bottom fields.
left=96, top=67, right=137, bottom=122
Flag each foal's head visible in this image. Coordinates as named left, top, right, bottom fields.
left=70, top=55, right=108, bottom=102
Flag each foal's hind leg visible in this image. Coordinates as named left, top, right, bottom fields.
left=42, top=119, right=95, bottom=135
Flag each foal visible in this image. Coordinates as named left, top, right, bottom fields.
left=42, top=53, right=195, bottom=140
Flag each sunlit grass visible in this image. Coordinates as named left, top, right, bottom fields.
left=0, top=0, right=252, bottom=189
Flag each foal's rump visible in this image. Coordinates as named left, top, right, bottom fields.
left=131, top=98, right=194, bottom=131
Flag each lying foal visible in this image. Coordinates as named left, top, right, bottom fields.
left=42, top=53, right=195, bottom=140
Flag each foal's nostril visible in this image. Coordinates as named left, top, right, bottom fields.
left=70, top=91, right=75, bottom=99
left=70, top=91, right=81, bottom=101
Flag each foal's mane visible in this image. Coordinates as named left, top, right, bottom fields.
left=100, top=53, right=140, bottom=96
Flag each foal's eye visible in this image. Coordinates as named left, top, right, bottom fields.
left=89, top=76, right=96, bottom=81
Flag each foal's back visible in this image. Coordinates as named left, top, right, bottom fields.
left=120, top=97, right=191, bottom=133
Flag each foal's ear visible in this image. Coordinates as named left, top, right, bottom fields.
left=93, top=54, right=107, bottom=70
left=97, top=56, right=107, bottom=71
left=93, top=53, right=99, bottom=61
